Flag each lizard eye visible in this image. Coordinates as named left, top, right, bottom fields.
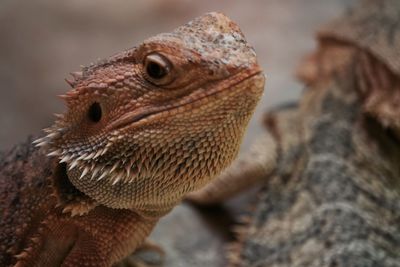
left=143, top=53, right=173, bottom=85
left=88, top=102, right=102, bottom=123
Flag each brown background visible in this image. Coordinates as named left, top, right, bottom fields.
left=0, top=1, right=356, bottom=266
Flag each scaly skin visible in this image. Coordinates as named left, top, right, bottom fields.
left=0, top=13, right=264, bottom=266
left=189, top=1, right=400, bottom=266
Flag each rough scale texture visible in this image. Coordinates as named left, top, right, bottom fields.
left=0, top=13, right=264, bottom=266
left=189, top=1, right=400, bottom=266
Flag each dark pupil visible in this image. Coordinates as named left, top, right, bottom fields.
left=146, top=61, right=167, bottom=79
left=88, top=102, right=102, bottom=122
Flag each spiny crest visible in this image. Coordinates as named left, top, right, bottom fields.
left=33, top=67, right=131, bottom=182
left=73, top=160, right=139, bottom=185
left=64, top=71, right=83, bottom=87
left=32, top=124, right=65, bottom=150
left=34, top=123, right=138, bottom=186
left=32, top=70, right=86, bottom=148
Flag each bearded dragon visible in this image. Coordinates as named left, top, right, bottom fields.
left=0, top=12, right=264, bottom=266
left=189, top=1, right=400, bottom=266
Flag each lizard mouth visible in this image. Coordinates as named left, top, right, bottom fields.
left=107, top=66, right=263, bottom=131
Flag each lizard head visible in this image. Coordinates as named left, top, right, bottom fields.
left=36, top=12, right=265, bottom=212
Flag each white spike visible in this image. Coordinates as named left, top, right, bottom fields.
left=32, top=137, right=45, bottom=144
left=35, top=141, right=48, bottom=147
left=84, top=152, right=95, bottom=161
left=77, top=153, right=88, bottom=161
left=54, top=113, right=64, bottom=119
left=46, top=132, right=59, bottom=139
left=112, top=173, right=123, bottom=185
left=47, top=150, right=61, bottom=157
left=69, top=160, right=79, bottom=170
left=60, top=154, right=71, bottom=163
left=91, top=167, right=100, bottom=180
left=80, top=167, right=89, bottom=179
left=100, top=147, right=108, bottom=156
left=93, top=150, right=102, bottom=159
left=43, top=128, right=53, bottom=133
left=109, top=137, right=117, bottom=142
left=97, top=170, right=109, bottom=181
left=121, top=173, right=128, bottom=183
left=110, top=164, right=118, bottom=174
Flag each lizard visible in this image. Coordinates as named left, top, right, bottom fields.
left=0, top=12, right=265, bottom=267
left=187, top=0, right=400, bottom=266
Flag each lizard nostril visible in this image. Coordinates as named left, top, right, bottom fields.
left=88, top=102, right=102, bottom=123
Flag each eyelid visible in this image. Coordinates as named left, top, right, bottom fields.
left=144, top=53, right=171, bottom=71
left=142, top=52, right=176, bottom=86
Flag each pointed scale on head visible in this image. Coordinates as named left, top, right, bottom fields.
left=38, top=12, right=265, bottom=212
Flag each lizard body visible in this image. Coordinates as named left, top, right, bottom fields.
left=189, top=1, right=400, bottom=266
left=0, top=13, right=264, bottom=266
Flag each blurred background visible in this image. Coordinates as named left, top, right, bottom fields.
left=0, top=0, right=356, bottom=266
left=0, top=0, right=356, bottom=151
